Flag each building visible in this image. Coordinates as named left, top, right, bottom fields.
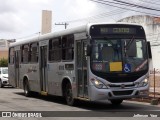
left=41, top=10, right=52, bottom=35
left=0, top=39, right=15, bottom=59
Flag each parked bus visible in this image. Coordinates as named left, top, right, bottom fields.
left=8, top=23, right=152, bottom=105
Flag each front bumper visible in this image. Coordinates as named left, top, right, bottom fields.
left=1, top=78, right=9, bottom=86
left=90, top=84, right=149, bottom=101
left=2, top=81, right=9, bottom=85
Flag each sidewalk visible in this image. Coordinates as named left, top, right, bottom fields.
left=128, top=87, right=160, bottom=104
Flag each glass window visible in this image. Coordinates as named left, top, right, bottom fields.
left=91, top=38, right=147, bottom=73
left=136, top=40, right=143, bottom=58
left=125, top=39, right=144, bottom=59
left=92, top=39, right=122, bottom=62
left=30, top=43, right=39, bottom=63
left=49, top=38, right=61, bottom=61
left=2, top=68, right=8, bottom=74
left=62, top=35, right=74, bottom=60
left=21, top=44, right=29, bottom=63
left=9, top=47, right=15, bottom=64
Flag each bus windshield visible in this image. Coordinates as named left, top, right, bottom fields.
left=91, top=38, right=148, bottom=73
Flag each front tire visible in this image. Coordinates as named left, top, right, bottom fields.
left=110, top=99, right=123, bottom=105
left=65, top=82, right=75, bottom=106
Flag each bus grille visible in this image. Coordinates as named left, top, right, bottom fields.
left=112, top=90, right=133, bottom=96
left=109, top=84, right=135, bottom=88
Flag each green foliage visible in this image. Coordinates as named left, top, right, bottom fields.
left=0, top=58, right=8, bottom=67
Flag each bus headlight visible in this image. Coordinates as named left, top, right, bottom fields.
left=91, top=78, right=108, bottom=89
left=135, top=78, right=148, bottom=87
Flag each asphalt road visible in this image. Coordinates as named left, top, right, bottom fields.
left=0, top=87, right=159, bottom=120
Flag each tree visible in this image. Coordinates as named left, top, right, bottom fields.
left=0, top=58, right=8, bottom=67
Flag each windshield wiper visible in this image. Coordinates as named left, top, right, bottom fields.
left=125, top=35, right=135, bottom=50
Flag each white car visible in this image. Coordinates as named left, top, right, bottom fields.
left=0, top=67, right=9, bottom=88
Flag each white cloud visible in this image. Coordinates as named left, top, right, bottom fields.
left=0, top=13, right=26, bottom=32
left=0, top=0, right=154, bottom=39
left=69, top=0, right=96, bottom=18
left=0, top=0, right=54, bottom=39
left=0, top=0, right=17, bottom=14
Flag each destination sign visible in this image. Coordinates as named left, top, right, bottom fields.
left=90, top=25, right=141, bottom=37
left=100, top=28, right=136, bottom=34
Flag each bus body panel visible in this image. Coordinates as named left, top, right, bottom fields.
left=47, top=62, right=59, bottom=95
left=19, top=64, right=40, bottom=92
left=8, top=65, right=15, bottom=87
left=47, top=62, right=75, bottom=96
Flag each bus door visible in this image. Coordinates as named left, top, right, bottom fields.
left=76, top=40, right=88, bottom=98
left=14, top=47, right=20, bottom=87
left=40, top=41, right=48, bottom=94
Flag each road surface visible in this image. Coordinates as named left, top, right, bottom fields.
left=0, top=87, right=159, bottom=120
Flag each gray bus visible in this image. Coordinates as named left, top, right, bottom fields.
left=8, top=23, right=151, bottom=106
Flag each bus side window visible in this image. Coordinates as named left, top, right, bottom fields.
left=21, top=44, right=29, bottom=63
left=62, top=34, right=74, bottom=61
left=49, top=38, right=61, bottom=61
left=30, top=43, right=39, bottom=63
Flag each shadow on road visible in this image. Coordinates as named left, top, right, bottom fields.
left=1, top=86, right=14, bottom=89
left=13, top=90, right=160, bottom=111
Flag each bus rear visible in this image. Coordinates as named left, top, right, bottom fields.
left=88, top=24, right=150, bottom=104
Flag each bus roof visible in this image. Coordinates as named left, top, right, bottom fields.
left=9, top=22, right=142, bottom=47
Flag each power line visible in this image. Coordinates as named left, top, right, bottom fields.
left=13, top=0, right=160, bottom=40
left=111, top=0, right=160, bottom=11
left=139, top=0, right=160, bottom=6
left=56, top=8, right=127, bottom=24
left=90, top=0, right=160, bottom=16
left=52, top=0, right=148, bottom=31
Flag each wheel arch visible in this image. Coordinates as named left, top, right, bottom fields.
left=61, top=77, right=72, bottom=97
left=23, top=75, right=29, bottom=88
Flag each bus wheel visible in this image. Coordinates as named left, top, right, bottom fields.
left=24, top=80, right=31, bottom=97
left=65, top=83, right=75, bottom=106
left=110, top=99, right=123, bottom=105
left=0, top=80, right=3, bottom=88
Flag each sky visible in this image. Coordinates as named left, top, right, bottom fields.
left=0, top=0, right=140, bottom=40
left=0, top=0, right=100, bottom=40
left=0, top=0, right=160, bottom=40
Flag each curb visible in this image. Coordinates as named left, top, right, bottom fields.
left=125, top=99, right=160, bottom=106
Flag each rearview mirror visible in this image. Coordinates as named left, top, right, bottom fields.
left=147, top=42, right=152, bottom=59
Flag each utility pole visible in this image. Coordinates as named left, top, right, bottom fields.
left=55, top=22, right=69, bottom=29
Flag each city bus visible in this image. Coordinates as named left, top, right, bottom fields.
left=8, top=23, right=152, bottom=106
